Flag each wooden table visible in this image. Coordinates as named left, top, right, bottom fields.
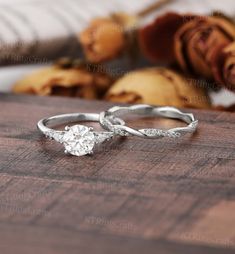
left=0, top=93, right=235, bottom=254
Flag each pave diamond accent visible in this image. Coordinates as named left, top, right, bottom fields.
left=45, top=131, right=65, bottom=143
left=189, top=120, right=198, bottom=130
left=62, top=125, right=95, bottom=156
left=93, top=132, right=114, bottom=144
left=100, top=116, right=125, bottom=133
left=140, top=129, right=181, bottom=138
left=113, top=127, right=129, bottom=136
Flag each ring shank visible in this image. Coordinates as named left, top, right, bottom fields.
left=37, top=113, right=100, bottom=134
left=100, top=105, right=198, bottom=138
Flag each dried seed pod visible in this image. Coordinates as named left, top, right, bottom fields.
left=79, top=16, right=128, bottom=63
left=13, top=59, right=113, bottom=99
left=212, top=42, right=235, bottom=90
left=105, top=68, right=211, bottom=109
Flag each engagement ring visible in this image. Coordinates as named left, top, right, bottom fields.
left=37, top=113, right=124, bottom=156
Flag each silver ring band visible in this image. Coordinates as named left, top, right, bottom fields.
left=37, top=113, right=124, bottom=156
left=99, top=105, right=198, bottom=139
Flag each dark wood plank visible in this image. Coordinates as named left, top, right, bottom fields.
left=0, top=92, right=235, bottom=254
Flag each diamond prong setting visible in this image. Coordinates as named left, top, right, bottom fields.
left=65, top=126, right=70, bottom=131
left=62, top=125, right=96, bottom=156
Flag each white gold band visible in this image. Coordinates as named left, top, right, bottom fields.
left=99, top=105, right=198, bottom=139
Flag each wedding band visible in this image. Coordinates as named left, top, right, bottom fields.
left=99, top=105, right=198, bottom=139
left=37, top=113, right=124, bottom=156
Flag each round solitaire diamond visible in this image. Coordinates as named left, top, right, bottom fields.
left=62, top=125, right=95, bottom=156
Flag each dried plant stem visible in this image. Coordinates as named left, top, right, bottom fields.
left=137, top=0, right=174, bottom=18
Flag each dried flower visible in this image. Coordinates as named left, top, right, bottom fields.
left=212, top=42, right=235, bottom=90
left=79, top=17, right=127, bottom=63
left=79, top=0, right=176, bottom=63
left=139, top=12, right=235, bottom=81
left=175, top=15, right=235, bottom=79
left=13, top=58, right=113, bottom=99
left=139, top=12, right=190, bottom=63
left=105, top=68, right=211, bottom=109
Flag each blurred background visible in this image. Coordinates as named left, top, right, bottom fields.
left=1, top=0, right=235, bottom=110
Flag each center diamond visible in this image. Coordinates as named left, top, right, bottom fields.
left=62, top=125, right=95, bottom=156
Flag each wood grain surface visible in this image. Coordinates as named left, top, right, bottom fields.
left=0, top=92, right=235, bottom=254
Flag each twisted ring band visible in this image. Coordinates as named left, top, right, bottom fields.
left=99, top=105, right=198, bottom=139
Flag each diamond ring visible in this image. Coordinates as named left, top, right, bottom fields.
left=99, top=105, right=198, bottom=139
left=37, top=113, right=124, bottom=156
